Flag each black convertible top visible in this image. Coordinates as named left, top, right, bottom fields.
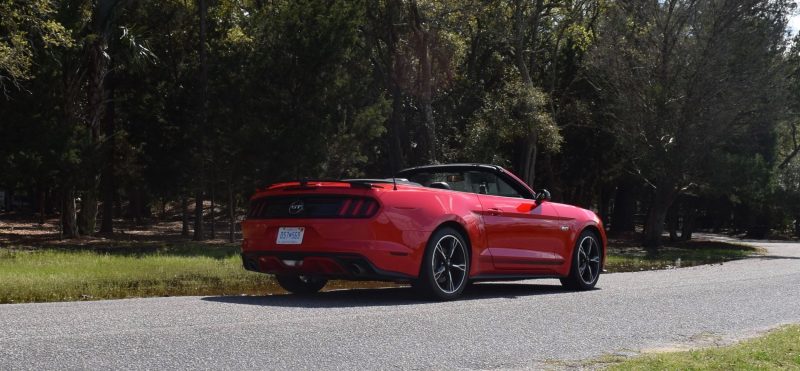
left=396, top=163, right=504, bottom=175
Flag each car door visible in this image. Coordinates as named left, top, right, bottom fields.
left=478, top=194, right=565, bottom=271
left=468, top=171, right=565, bottom=271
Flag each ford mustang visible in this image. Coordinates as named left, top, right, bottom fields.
left=241, top=163, right=606, bottom=300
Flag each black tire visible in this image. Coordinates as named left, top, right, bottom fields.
left=275, top=274, right=328, bottom=294
left=561, top=230, right=602, bottom=290
left=415, top=227, right=470, bottom=300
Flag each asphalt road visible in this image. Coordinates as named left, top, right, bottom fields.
left=1, top=237, right=799, bottom=370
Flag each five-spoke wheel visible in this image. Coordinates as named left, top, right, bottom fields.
left=561, top=230, right=602, bottom=290
left=416, top=227, right=470, bottom=300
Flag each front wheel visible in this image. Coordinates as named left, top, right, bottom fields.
left=561, top=231, right=602, bottom=290
left=415, top=227, right=470, bottom=300
left=275, top=274, right=328, bottom=294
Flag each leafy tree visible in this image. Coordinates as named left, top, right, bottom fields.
left=0, top=0, right=71, bottom=93
left=590, top=0, right=791, bottom=247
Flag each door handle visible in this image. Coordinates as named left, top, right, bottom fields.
left=487, top=207, right=502, bottom=216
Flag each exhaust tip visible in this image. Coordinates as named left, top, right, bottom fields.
left=281, top=259, right=303, bottom=267
left=350, top=263, right=365, bottom=275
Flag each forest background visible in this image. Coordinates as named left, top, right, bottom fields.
left=2, top=0, right=800, bottom=248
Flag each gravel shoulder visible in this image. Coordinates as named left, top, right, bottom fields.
left=1, top=238, right=798, bottom=370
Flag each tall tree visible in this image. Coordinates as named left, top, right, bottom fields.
left=591, top=0, right=791, bottom=247
left=193, top=0, right=208, bottom=241
left=78, top=0, right=120, bottom=235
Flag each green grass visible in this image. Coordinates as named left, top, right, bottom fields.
left=0, top=239, right=760, bottom=304
left=0, top=244, right=275, bottom=303
left=605, top=241, right=760, bottom=273
left=607, top=325, right=800, bottom=370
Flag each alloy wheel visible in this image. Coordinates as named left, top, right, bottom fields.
left=577, top=235, right=601, bottom=284
left=431, top=234, right=468, bottom=294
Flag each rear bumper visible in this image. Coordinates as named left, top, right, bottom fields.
left=241, top=252, right=414, bottom=281
left=240, top=216, right=430, bottom=278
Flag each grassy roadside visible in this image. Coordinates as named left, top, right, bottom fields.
left=605, top=240, right=760, bottom=273
left=0, top=244, right=275, bottom=303
left=603, top=325, right=800, bottom=370
left=0, top=238, right=761, bottom=304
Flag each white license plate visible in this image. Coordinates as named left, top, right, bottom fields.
left=276, top=227, right=305, bottom=245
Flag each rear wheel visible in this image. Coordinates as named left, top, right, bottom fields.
left=415, top=227, right=470, bottom=300
left=275, top=274, right=328, bottom=294
left=561, top=230, right=602, bottom=290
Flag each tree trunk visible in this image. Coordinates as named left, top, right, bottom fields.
left=193, top=190, right=204, bottom=241
left=643, top=184, right=677, bottom=249
left=610, top=180, right=636, bottom=234
left=4, top=189, right=11, bottom=211
left=130, top=187, right=143, bottom=225
left=160, top=198, right=167, bottom=219
left=388, top=84, right=406, bottom=172
left=193, top=0, right=208, bottom=242
left=598, top=184, right=612, bottom=226
left=409, top=1, right=436, bottom=163
left=228, top=179, right=235, bottom=243
left=522, top=132, right=538, bottom=187
left=210, top=181, right=216, bottom=239
left=78, top=190, right=98, bottom=236
left=80, top=1, right=113, bottom=237
left=667, top=202, right=679, bottom=242
left=680, top=205, right=695, bottom=241
left=99, top=75, right=115, bottom=234
left=181, top=196, right=190, bottom=237
left=512, top=0, right=543, bottom=187
left=745, top=205, right=770, bottom=239
left=382, top=0, right=406, bottom=172
left=38, top=187, right=46, bottom=225
left=45, top=189, right=54, bottom=215
left=61, top=187, right=79, bottom=238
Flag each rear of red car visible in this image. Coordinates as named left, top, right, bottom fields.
left=240, top=181, right=426, bottom=281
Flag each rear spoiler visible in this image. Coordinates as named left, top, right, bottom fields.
left=265, top=179, right=377, bottom=191
left=263, top=178, right=419, bottom=192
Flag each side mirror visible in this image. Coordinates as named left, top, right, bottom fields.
left=535, top=189, right=551, bottom=202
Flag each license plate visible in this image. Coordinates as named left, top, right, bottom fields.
left=276, top=227, right=305, bottom=245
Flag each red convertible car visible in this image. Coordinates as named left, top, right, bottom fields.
left=241, top=164, right=605, bottom=300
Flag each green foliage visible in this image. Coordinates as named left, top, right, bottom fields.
left=466, top=70, right=561, bottom=164
left=323, top=97, right=390, bottom=178
left=0, top=0, right=71, bottom=91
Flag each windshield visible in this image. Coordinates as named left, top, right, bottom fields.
left=404, top=170, right=523, bottom=198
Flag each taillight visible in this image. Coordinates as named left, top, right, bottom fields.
left=337, top=197, right=379, bottom=218
left=247, top=196, right=379, bottom=219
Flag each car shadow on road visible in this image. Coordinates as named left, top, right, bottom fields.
left=202, top=282, right=576, bottom=308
